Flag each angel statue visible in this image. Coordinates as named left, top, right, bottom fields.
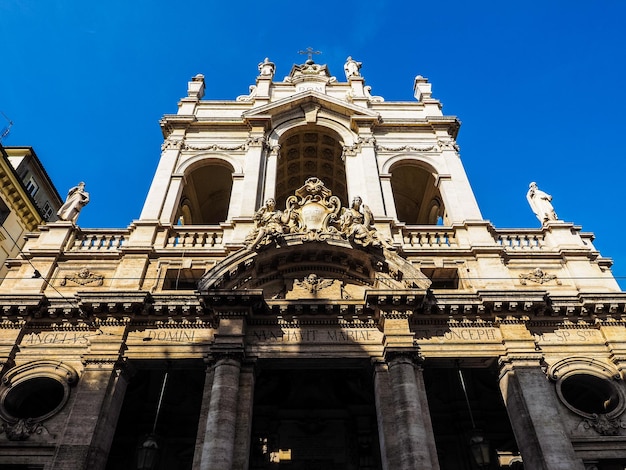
left=339, top=196, right=394, bottom=249
left=245, top=198, right=292, bottom=250
left=526, top=182, right=558, bottom=225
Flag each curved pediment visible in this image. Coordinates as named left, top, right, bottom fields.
left=197, top=237, right=430, bottom=300
left=198, top=178, right=431, bottom=305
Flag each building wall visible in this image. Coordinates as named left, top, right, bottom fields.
left=0, top=59, right=623, bottom=470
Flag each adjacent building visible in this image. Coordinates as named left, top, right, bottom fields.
left=0, top=57, right=624, bottom=470
left=0, top=145, right=62, bottom=281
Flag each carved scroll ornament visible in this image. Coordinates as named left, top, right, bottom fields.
left=244, top=177, right=394, bottom=251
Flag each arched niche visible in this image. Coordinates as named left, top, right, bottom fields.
left=275, top=127, right=347, bottom=208
left=176, top=161, right=233, bottom=225
left=390, top=162, right=445, bottom=225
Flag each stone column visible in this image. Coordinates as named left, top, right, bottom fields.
left=386, top=353, right=439, bottom=470
left=373, top=360, right=400, bottom=470
left=232, top=362, right=255, bottom=470
left=499, top=357, right=585, bottom=470
left=198, top=356, right=242, bottom=470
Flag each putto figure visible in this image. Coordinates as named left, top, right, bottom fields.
left=526, top=182, right=558, bottom=225
left=340, top=196, right=394, bottom=249
left=245, top=198, right=292, bottom=250
left=57, top=182, right=90, bottom=223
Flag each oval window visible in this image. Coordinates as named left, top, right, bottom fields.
left=4, top=376, right=66, bottom=420
left=559, top=373, right=621, bottom=416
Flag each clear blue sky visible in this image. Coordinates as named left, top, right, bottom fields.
left=1, top=1, right=625, bottom=288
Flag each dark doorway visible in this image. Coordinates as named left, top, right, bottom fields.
left=105, top=363, right=205, bottom=470
left=424, top=366, right=521, bottom=470
left=250, top=363, right=382, bottom=470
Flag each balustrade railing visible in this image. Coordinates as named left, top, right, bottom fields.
left=66, top=225, right=552, bottom=254
left=402, top=227, right=457, bottom=248
left=496, top=231, right=545, bottom=250
left=165, top=226, right=223, bottom=249
left=69, top=230, right=128, bottom=252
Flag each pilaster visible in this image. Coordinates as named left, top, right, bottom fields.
left=346, top=134, right=385, bottom=217
left=499, top=354, right=585, bottom=469
left=238, top=121, right=270, bottom=217
left=139, top=136, right=184, bottom=221
left=51, top=322, right=129, bottom=470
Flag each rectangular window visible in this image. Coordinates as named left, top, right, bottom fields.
left=42, top=202, right=53, bottom=220
left=25, top=177, right=39, bottom=197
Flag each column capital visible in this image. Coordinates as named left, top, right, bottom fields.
left=498, top=353, right=545, bottom=380
left=204, top=352, right=246, bottom=370
left=384, top=349, right=423, bottom=367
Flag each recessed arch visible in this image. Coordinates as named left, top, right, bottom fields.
left=274, top=126, right=348, bottom=209
left=387, top=158, right=445, bottom=225
left=175, top=153, right=241, bottom=175
left=268, top=116, right=357, bottom=149
left=175, top=156, right=236, bottom=225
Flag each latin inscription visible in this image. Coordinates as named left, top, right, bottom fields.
left=22, top=332, right=92, bottom=345
left=248, top=328, right=381, bottom=344
left=296, top=84, right=326, bottom=93
left=143, top=330, right=196, bottom=342
left=533, top=329, right=601, bottom=343
left=414, top=327, right=500, bottom=342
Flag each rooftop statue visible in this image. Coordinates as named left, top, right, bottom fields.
left=258, top=57, right=275, bottom=78
left=344, top=56, right=362, bottom=79
left=57, top=182, right=90, bottom=223
left=526, top=182, right=558, bottom=225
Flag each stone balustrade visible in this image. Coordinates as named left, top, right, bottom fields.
left=64, top=225, right=586, bottom=255
left=69, top=230, right=128, bottom=252
left=401, top=226, right=457, bottom=248
left=495, top=230, right=545, bottom=250
left=165, top=226, right=224, bottom=248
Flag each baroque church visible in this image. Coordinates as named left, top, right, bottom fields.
left=0, top=54, right=625, bottom=470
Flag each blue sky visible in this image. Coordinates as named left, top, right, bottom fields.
left=1, top=1, right=625, bottom=288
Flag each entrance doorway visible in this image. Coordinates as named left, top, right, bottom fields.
left=250, top=362, right=381, bottom=470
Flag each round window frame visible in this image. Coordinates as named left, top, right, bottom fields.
left=548, top=357, right=625, bottom=420
left=0, top=360, right=78, bottom=424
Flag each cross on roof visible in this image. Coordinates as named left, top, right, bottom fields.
left=298, top=47, right=321, bottom=62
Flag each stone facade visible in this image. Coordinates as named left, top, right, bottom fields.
left=0, top=58, right=624, bottom=469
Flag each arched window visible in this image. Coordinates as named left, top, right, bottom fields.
left=177, top=163, right=233, bottom=225
left=275, top=128, right=347, bottom=207
left=390, top=164, right=444, bottom=225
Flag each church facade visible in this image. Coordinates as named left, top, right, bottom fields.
left=0, top=56, right=625, bottom=470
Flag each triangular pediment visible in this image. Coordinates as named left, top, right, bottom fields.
left=242, top=90, right=380, bottom=124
